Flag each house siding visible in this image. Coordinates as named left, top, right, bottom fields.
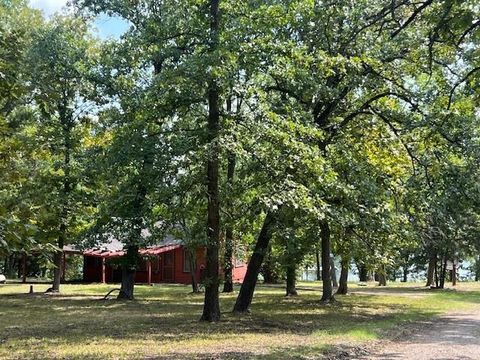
left=82, top=245, right=246, bottom=285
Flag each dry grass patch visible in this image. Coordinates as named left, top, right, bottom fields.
left=1, top=282, right=479, bottom=359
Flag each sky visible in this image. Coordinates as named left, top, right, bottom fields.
left=29, top=0, right=130, bottom=39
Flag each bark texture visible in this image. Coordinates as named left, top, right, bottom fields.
left=118, top=245, right=138, bottom=300
left=233, top=212, right=276, bottom=313
left=222, top=148, right=236, bottom=293
left=285, top=263, right=298, bottom=296
left=320, top=220, right=334, bottom=303
left=426, top=254, right=436, bottom=287
left=200, top=0, right=221, bottom=322
left=315, top=248, right=321, bottom=281
left=336, top=257, right=349, bottom=295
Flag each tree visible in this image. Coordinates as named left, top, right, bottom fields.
left=25, top=16, right=98, bottom=292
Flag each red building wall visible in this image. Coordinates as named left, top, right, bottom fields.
left=83, top=246, right=246, bottom=285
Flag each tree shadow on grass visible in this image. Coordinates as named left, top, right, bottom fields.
left=2, top=285, right=478, bottom=359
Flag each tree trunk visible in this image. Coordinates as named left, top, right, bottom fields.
left=402, top=266, right=408, bottom=282
left=285, top=263, right=297, bottom=296
left=200, top=0, right=221, bottom=323
left=378, top=266, right=387, bottom=286
left=426, top=254, right=436, bottom=287
left=330, top=255, right=338, bottom=288
left=118, top=245, right=138, bottom=300
left=439, top=255, right=447, bottom=289
left=21, top=253, right=27, bottom=283
left=188, top=250, right=199, bottom=293
left=233, top=212, right=277, bottom=314
left=52, top=227, right=66, bottom=292
left=315, top=248, right=321, bottom=281
left=378, top=273, right=387, bottom=286
left=320, top=220, right=334, bottom=303
left=336, top=257, right=349, bottom=295
left=52, top=102, right=73, bottom=293
left=358, top=264, right=368, bottom=282
left=223, top=148, right=236, bottom=293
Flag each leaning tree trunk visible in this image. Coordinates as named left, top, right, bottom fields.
left=336, top=256, right=349, bottom=295
left=118, top=245, right=138, bottom=300
left=223, top=148, right=236, bottom=293
left=426, top=254, right=436, bottom=287
left=200, top=0, right=221, bottom=322
left=285, top=263, right=298, bottom=296
left=233, top=212, right=277, bottom=314
left=320, top=220, right=334, bottom=303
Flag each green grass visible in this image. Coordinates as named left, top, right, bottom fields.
left=0, top=281, right=479, bottom=359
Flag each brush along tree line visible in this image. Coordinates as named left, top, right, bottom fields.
left=0, top=0, right=479, bottom=320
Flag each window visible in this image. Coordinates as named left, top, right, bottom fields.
left=183, top=249, right=192, bottom=273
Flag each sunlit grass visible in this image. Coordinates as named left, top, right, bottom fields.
left=1, top=281, right=479, bottom=359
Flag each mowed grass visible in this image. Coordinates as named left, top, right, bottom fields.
left=1, top=281, right=479, bottom=359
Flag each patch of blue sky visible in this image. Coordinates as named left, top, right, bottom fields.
left=29, top=0, right=130, bottom=39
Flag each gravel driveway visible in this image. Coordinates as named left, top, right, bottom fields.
left=357, top=309, right=480, bottom=360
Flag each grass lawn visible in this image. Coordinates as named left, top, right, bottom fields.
left=1, top=281, right=479, bottom=359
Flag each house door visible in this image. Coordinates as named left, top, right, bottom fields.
left=163, top=251, right=174, bottom=282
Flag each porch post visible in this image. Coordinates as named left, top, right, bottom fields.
left=147, top=259, right=152, bottom=285
left=101, top=257, right=106, bottom=284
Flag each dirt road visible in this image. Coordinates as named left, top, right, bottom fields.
left=357, top=309, right=480, bottom=359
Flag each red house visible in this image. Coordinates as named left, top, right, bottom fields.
left=71, top=238, right=247, bottom=285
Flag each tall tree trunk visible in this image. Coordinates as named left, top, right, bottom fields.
left=426, top=254, right=436, bottom=287
left=336, top=256, right=349, bottom=295
left=285, top=263, right=298, bottom=296
left=223, top=147, right=236, bottom=293
left=118, top=245, right=138, bottom=300
left=200, top=0, right=221, bottom=322
left=402, top=267, right=408, bottom=282
left=315, top=248, right=321, bottom=281
left=233, top=212, right=277, bottom=314
left=52, top=104, right=72, bottom=293
left=330, top=255, right=338, bottom=288
left=320, top=220, right=334, bottom=303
